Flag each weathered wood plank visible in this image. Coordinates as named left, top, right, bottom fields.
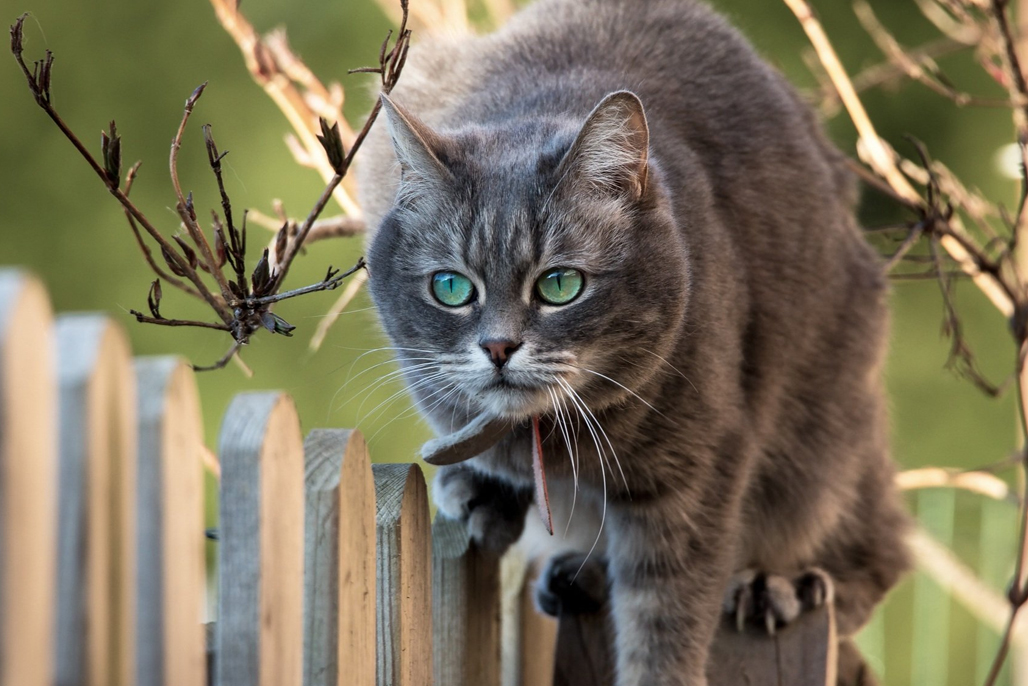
left=499, top=550, right=557, bottom=686
left=708, top=605, right=837, bottom=685
left=135, top=357, right=207, bottom=686
left=217, top=393, right=304, bottom=686
left=551, top=600, right=838, bottom=686
left=432, top=515, right=502, bottom=686
left=303, top=429, right=376, bottom=686
left=0, top=270, right=58, bottom=686
left=374, top=463, right=432, bottom=686
left=55, top=314, right=137, bottom=686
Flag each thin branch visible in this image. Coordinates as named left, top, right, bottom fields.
left=309, top=268, right=370, bottom=351
left=9, top=17, right=233, bottom=324
left=855, top=0, right=1019, bottom=108
left=783, top=0, right=1015, bottom=317
left=191, top=341, right=243, bottom=372
left=168, top=83, right=234, bottom=300
left=128, top=312, right=232, bottom=331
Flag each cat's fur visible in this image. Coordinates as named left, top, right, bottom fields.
left=356, top=0, right=911, bottom=683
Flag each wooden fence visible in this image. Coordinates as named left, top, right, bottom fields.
left=0, top=268, right=837, bottom=686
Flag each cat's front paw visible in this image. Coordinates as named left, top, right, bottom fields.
left=535, top=552, right=609, bottom=617
left=432, top=465, right=532, bottom=554
left=722, top=568, right=833, bottom=635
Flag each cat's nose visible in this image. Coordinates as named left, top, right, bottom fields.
left=480, top=339, right=522, bottom=369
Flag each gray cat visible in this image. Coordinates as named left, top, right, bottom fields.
left=356, top=0, right=911, bottom=683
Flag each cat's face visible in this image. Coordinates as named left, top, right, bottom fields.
left=367, top=92, right=688, bottom=424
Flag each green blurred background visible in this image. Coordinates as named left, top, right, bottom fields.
left=0, top=0, right=1023, bottom=682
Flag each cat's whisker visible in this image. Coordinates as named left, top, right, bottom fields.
left=566, top=363, right=667, bottom=419
left=366, top=381, right=460, bottom=443
left=555, top=377, right=608, bottom=579
left=355, top=370, right=451, bottom=424
left=639, top=348, right=698, bottom=394
left=557, top=376, right=629, bottom=497
left=337, top=362, right=441, bottom=415
left=547, top=383, right=579, bottom=539
left=333, top=357, right=438, bottom=409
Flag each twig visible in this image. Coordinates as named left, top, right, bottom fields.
left=855, top=0, right=1018, bottom=108
left=896, top=467, right=1015, bottom=503
left=783, top=0, right=1015, bottom=317
left=309, top=268, right=370, bottom=351
left=10, top=2, right=410, bottom=370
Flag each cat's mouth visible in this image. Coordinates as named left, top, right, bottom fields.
left=480, top=376, right=555, bottom=418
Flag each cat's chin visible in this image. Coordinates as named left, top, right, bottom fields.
left=478, top=384, right=554, bottom=421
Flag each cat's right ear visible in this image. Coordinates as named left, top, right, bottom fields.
left=380, top=95, right=451, bottom=188
left=554, top=91, right=650, bottom=203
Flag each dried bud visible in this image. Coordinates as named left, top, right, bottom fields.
left=203, top=123, right=228, bottom=168
left=185, top=191, right=197, bottom=222
left=147, top=279, right=163, bottom=319
left=261, top=311, right=295, bottom=337
left=274, top=224, right=288, bottom=264
left=10, top=15, right=25, bottom=57
left=229, top=279, right=246, bottom=300
left=214, top=227, right=227, bottom=269
left=34, top=50, right=53, bottom=104
left=316, top=118, right=345, bottom=173
left=174, top=235, right=199, bottom=270
left=162, top=245, right=189, bottom=277
left=185, top=82, right=207, bottom=110
left=101, top=120, right=121, bottom=187
left=251, top=248, right=271, bottom=295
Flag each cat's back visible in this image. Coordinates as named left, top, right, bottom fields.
left=359, top=0, right=854, bottom=241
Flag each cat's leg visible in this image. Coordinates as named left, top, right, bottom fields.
left=816, top=475, right=911, bottom=636
left=722, top=568, right=833, bottom=633
left=432, top=463, right=533, bottom=554
left=606, top=502, right=737, bottom=686
left=534, top=551, right=609, bottom=616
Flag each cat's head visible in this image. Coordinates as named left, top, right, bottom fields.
left=366, top=91, right=689, bottom=423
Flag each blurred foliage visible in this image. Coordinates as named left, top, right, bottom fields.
left=1, top=0, right=1025, bottom=683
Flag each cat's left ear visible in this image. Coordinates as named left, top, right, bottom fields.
left=380, top=94, right=452, bottom=187
left=556, top=91, right=649, bottom=202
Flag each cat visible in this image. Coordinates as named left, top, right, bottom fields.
left=356, top=0, right=911, bottom=683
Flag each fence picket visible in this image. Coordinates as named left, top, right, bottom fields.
left=54, top=314, right=138, bottom=686
left=0, top=270, right=58, bottom=686
left=432, top=515, right=502, bottom=686
left=912, top=488, right=956, bottom=686
left=374, top=463, right=432, bottom=686
left=217, top=393, right=305, bottom=686
left=303, top=429, right=376, bottom=686
left=135, top=357, right=207, bottom=686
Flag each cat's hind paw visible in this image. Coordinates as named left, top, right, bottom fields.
left=723, top=568, right=834, bottom=635
left=432, top=465, right=532, bottom=554
left=534, top=552, right=609, bottom=617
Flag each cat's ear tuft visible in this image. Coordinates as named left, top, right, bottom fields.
left=557, top=91, right=650, bottom=202
left=380, top=94, right=451, bottom=186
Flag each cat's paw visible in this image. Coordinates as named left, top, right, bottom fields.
left=722, top=568, right=833, bottom=635
left=535, top=552, right=609, bottom=617
left=432, top=465, right=531, bottom=554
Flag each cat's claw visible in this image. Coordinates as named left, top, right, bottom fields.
left=723, top=568, right=833, bottom=635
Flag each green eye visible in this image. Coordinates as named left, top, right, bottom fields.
left=431, top=271, right=475, bottom=307
left=536, top=268, right=584, bottom=305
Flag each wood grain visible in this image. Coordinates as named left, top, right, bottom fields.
left=498, top=550, right=557, bottom=686
left=0, top=270, right=58, bottom=686
left=551, top=600, right=838, bottom=686
left=432, top=516, right=502, bottom=686
left=217, top=393, right=304, bottom=686
left=54, top=314, right=137, bottom=686
left=374, top=463, right=433, bottom=686
left=135, top=357, right=207, bottom=686
left=303, top=429, right=376, bottom=686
